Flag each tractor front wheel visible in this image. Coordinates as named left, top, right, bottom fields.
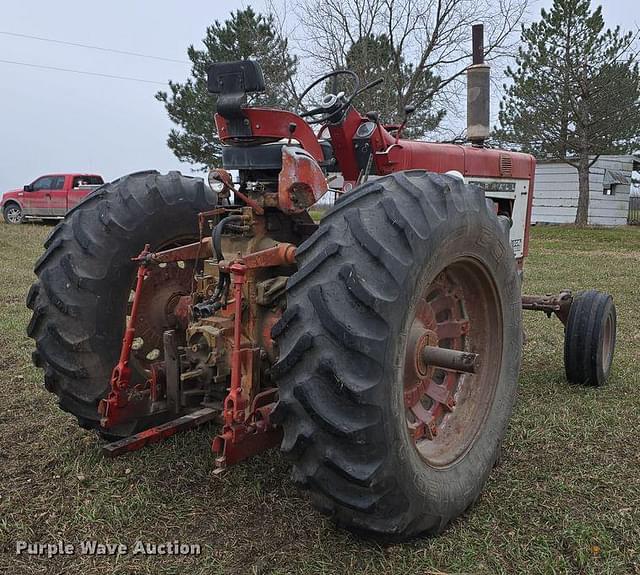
left=564, top=290, right=616, bottom=386
left=27, top=171, right=216, bottom=436
left=273, top=171, right=522, bottom=539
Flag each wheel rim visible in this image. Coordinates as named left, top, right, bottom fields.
left=125, top=237, right=199, bottom=378
left=6, top=207, right=21, bottom=223
left=129, top=261, right=194, bottom=368
left=601, top=311, right=614, bottom=373
left=403, top=257, right=503, bottom=468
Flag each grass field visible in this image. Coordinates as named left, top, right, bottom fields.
left=1, top=221, right=639, bottom=575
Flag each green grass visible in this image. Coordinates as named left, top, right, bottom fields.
left=308, top=208, right=326, bottom=223
left=1, top=221, right=639, bottom=574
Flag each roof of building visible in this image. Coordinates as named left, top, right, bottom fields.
left=603, top=169, right=631, bottom=187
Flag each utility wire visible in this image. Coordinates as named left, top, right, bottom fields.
left=0, top=30, right=189, bottom=64
left=0, top=58, right=167, bottom=85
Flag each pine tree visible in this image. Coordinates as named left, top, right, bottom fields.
left=496, top=0, right=640, bottom=225
left=156, top=8, right=297, bottom=168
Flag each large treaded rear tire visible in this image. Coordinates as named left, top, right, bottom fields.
left=272, top=171, right=522, bottom=539
left=564, top=290, right=616, bottom=386
left=26, top=171, right=216, bottom=436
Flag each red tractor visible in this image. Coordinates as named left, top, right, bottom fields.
left=27, top=25, right=616, bottom=539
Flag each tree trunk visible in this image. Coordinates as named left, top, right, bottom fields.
left=575, top=150, right=590, bottom=226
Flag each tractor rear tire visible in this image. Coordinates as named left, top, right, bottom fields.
left=272, top=171, right=522, bottom=539
left=27, top=171, right=216, bottom=437
left=564, top=290, right=616, bottom=386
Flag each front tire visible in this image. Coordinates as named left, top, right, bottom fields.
left=27, top=171, right=216, bottom=436
left=564, top=290, right=616, bottom=386
left=3, top=202, right=23, bottom=224
left=272, top=171, right=522, bottom=539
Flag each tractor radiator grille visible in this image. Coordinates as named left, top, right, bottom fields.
left=499, top=154, right=513, bottom=177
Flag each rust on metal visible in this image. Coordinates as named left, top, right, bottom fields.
left=242, top=243, right=296, bottom=269
left=98, top=244, right=151, bottom=428
left=278, top=145, right=328, bottom=213
left=210, top=168, right=264, bottom=214
left=212, top=389, right=282, bottom=468
left=226, top=261, right=248, bottom=424
left=522, top=290, right=573, bottom=325
left=404, top=262, right=502, bottom=468
left=209, top=167, right=234, bottom=190
left=131, top=260, right=195, bottom=356
left=163, top=330, right=180, bottom=414
left=422, top=345, right=479, bottom=374
left=151, top=237, right=214, bottom=264
left=147, top=226, right=294, bottom=271
left=102, top=408, right=218, bottom=457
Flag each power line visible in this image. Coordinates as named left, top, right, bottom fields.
left=0, top=30, right=190, bottom=64
left=0, top=58, right=167, bottom=85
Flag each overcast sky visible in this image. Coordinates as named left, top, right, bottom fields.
left=0, top=0, right=637, bottom=192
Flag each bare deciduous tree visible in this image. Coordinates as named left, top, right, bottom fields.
left=293, top=0, right=528, bottom=135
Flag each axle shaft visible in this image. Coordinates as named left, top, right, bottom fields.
left=422, top=345, right=479, bottom=374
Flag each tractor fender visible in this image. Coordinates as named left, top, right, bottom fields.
left=278, top=146, right=328, bottom=214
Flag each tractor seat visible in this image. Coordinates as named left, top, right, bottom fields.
left=222, top=140, right=335, bottom=171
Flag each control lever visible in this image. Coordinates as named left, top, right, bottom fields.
left=395, top=105, right=416, bottom=144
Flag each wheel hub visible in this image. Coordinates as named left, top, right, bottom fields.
left=403, top=262, right=502, bottom=467
left=130, top=261, right=195, bottom=366
left=6, top=207, right=21, bottom=223
left=404, top=327, right=437, bottom=407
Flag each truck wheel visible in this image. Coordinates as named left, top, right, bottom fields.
left=272, top=171, right=522, bottom=539
left=564, top=290, right=616, bottom=386
left=27, top=171, right=216, bottom=436
left=3, top=202, right=23, bottom=224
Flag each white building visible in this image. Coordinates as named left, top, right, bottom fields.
left=532, top=155, right=635, bottom=226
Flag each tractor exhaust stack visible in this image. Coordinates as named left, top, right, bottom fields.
left=467, top=24, right=491, bottom=145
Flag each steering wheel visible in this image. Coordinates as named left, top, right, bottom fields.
left=296, top=70, right=360, bottom=125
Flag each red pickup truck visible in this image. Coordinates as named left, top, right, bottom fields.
left=2, top=173, right=104, bottom=224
